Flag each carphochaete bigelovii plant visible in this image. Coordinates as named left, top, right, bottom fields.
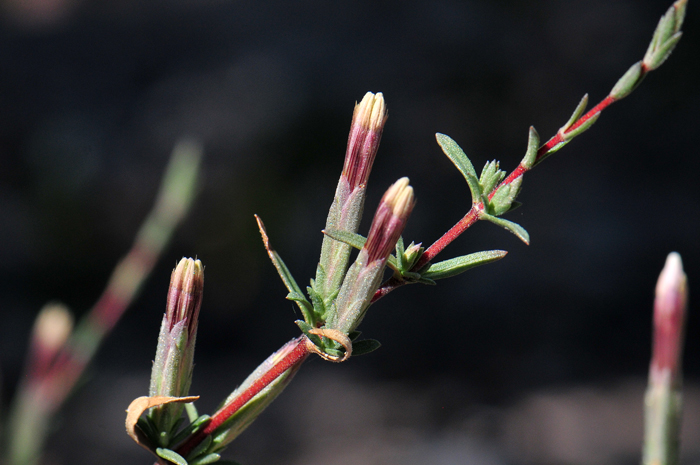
left=125, top=2, right=690, bottom=464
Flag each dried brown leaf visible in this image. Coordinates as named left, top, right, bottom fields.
left=125, top=395, right=200, bottom=456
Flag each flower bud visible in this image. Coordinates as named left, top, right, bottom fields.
left=328, top=178, right=415, bottom=333
left=650, top=252, right=687, bottom=387
left=149, top=257, right=204, bottom=440
left=315, top=92, right=388, bottom=303
left=165, top=257, right=204, bottom=339
left=643, top=252, right=687, bottom=465
left=343, top=92, right=388, bottom=191
left=28, top=302, right=73, bottom=380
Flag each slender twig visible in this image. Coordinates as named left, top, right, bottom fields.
left=494, top=95, right=618, bottom=194
left=371, top=91, right=629, bottom=304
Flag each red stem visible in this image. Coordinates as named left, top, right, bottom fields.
left=372, top=94, right=621, bottom=304
left=497, top=95, right=617, bottom=190
left=371, top=205, right=481, bottom=303
left=417, top=205, right=482, bottom=268
left=176, top=337, right=310, bottom=457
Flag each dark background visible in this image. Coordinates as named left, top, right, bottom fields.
left=0, top=0, right=698, bottom=464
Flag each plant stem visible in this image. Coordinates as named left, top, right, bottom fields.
left=495, top=94, right=618, bottom=192
left=417, top=204, right=482, bottom=269
left=372, top=205, right=482, bottom=303
left=371, top=93, right=622, bottom=305
left=175, top=337, right=310, bottom=457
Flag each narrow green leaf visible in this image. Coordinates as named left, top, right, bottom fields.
left=295, top=320, right=322, bottom=347
left=403, top=241, right=425, bottom=270
left=658, top=4, right=678, bottom=44
left=156, top=448, right=188, bottom=465
left=306, top=286, right=326, bottom=319
left=562, top=111, right=601, bottom=141
left=256, top=215, right=315, bottom=325
left=506, top=201, right=523, bottom=213
left=323, top=228, right=367, bottom=250
left=269, top=250, right=311, bottom=307
left=169, top=418, right=185, bottom=437
left=352, top=339, right=382, bottom=356
left=286, top=291, right=308, bottom=304
left=647, top=33, right=683, bottom=70
left=191, top=415, right=212, bottom=430
left=480, top=212, right=530, bottom=244
left=610, top=61, right=643, bottom=100
left=520, top=126, right=540, bottom=170
left=158, top=430, right=170, bottom=448
left=211, top=428, right=230, bottom=447
left=435, top=133, right=482, bottom=203
left=489, top=176, right=522, bottom=217
left=401, top=271, right=422, bottom=281
left=323, top=347, right=344, bottom=357
left=386, top=254, right=399, bottom=272
left=137, top=416, right=158, bottom=443
left=295, top=319, right=313, bottom=333
left=348, top=330, right=362, bottom=341
left=263, top=247, right=304, bottom=295
left=674, top=0, right=687, bottom=32
left=537, top=140, right=569, bottom=164
left=395, top=236, right=406, bottom=270
left=645, top=2, right=681, bottom=65
left=186, top=434, right=213, bottom=462
left=170, top=415, right=211, bottom=447
left=421, top=250, right=508, bottom=280
left=478, top=160, right=505, bottom=197
left=185, top=403, right=199, bottom=423
left=561, top=96, right=588, bottom=133
left=190, top=454, right=221, bottom=465
left=313, top=264, right=326, bottom=292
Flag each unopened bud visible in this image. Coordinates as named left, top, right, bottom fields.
left=166, top=257, right=204, bottom=339
left=315, top=92, right=388, bottom=303
left=329, top=178, right=415, bottom=333
left=365, top=177, right=415, bottom=263
left=643, top=252, right=687, bottom=465
left=650, top=252, right=687, bottom=386
left=28, top=302, right=73, bottom=379
left=343, top=92, right=388, bottom=190
left=33, top=303, right=73, bottom=355
left=149, top=257, right=204, bottom=440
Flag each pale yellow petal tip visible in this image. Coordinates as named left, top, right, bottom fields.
left=353, top=91, right=387, bottom=132
left=656, top=252, right=687, bottom=299
left=383, top=177, right=414, bottom=217
left=34, top=302, right=73, bottom=352
left=369, top=92, right=387, bottom=131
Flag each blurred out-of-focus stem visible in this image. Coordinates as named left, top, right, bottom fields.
left=5, top=139, right=203, bottom=465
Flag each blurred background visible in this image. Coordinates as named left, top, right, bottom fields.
left=0, top=0, right=698, bottom=463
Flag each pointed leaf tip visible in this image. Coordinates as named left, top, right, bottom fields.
left=156, top=448, right=188, bottom=465
left=421, top=250, right=508, bottom=280
left=352, top=339, right=382, bottom=356
left=435, top=133, right=481, bottom=204
left=480, top=212, right=530, bottom=245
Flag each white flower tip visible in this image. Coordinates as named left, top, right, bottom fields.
left=656, top=252, right=687, bottom=302
left=34, top=302, right=73, bottom=352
